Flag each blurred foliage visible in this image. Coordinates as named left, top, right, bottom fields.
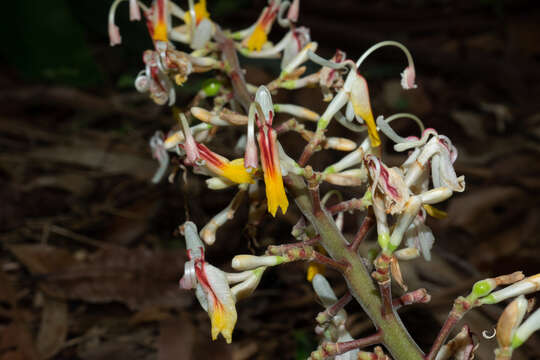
left=1, top=0, right=249, bottom=88
left=2, top=0, right=103, bottom=86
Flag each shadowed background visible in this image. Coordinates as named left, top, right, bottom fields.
left=0, top=0, right=539, bottom=359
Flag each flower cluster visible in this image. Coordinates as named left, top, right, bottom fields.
left=110, top=1, right=540, bottom=358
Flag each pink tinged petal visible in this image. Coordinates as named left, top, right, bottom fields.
left=348, top=72, right=380, bottom=147
left=180, top=113, right=200, bottom=165
left=400, top=65, right=417, bottom=90
left=129, top=0, right=141, bottom=21
left=287, top=0, right=300, bottom=22
left=108, top=23, right=122, bottom=46
left=191, top=18, right=213, bottom=50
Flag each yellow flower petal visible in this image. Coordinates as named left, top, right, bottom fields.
left=423, top=204, right=447, bottom=219
left=221, top=158, right=254, bottom=184
left=153, top=21, right=168, bottom=42
left=245, top=24, right=267, bottom=51
left=185, top=0, right=210, bottom=25
left=209, top=302, right=236, bottom=343
left=263, top=169, right=288, bottom=217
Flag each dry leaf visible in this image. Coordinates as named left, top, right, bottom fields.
left=158, top=313, right=195, bottom=360
left=36, top=296, right=68, bottom=359
left=10, top=245, right=191, bottom=310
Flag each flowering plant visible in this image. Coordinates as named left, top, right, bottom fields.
left=109, top=1, right=540, bottom=358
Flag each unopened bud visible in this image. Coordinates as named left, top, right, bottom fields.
left=324, top=137, right=357, bottom=152
left=496, top=295, right=528, bottom=348
left=394, top=247, right=420, bottom=261
left=513, top=307, right=540, bottom=348
left=231, top=255, right=284, bottom=271
left=206, top=177, right=234, bottom=190
left=323, top=169, right=367, bottom=186
left=482, top=274, right=540, bottom=304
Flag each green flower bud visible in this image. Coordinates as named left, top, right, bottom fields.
left=202, top=79, right=221, bottom=97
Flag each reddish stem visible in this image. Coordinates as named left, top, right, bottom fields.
left=379, top=280, right=393, bottom=317
left=326, top=331, right=383, bottom=356
left=350, top=214, right=375, bottom=252
left=317, top=292, right=353, bottom=324
left=328, top=198, right=368, bottom=214
left=392, top=288, right=431, bottom=310
left=425, top=311, right=461, bottom=360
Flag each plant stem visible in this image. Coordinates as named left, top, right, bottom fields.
left=350, top=214, right=374, bottom=252
left=316, top=292, right=352, bottom=324
left=286, top=174, right=424, bottom=360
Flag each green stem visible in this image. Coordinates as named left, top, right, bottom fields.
left=286, top=174, right=424, bottom=360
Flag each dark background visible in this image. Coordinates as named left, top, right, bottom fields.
left=0, top=0, right=539, bottom=359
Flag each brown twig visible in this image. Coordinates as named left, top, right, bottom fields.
left=350, top=214, right=375, bottom=252
left=310, top=331, right=383, bottom=359
left=316, top=292, right=353, bottom=324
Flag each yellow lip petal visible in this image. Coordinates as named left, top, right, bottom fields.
left=210, top=302, right=236, bottom=344
left=221, top=158, right=255, bottom=184
left=245, top=24, right=267, bottom=51
left=264, top=170, right=288, bottom=217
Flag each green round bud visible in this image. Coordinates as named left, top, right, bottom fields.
left=472, top=279, right=493, bottom=297
left=202, top=79, right=221, bottom=97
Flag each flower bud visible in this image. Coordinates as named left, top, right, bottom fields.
left=231, top=255, right=284, bottom=271
left=206, top=177, right=234, bottom=190
left=513, top=307, right=540, bottom=348
left=496, top=295, right=528, bottom=348
left=394, top=247, right=420, bottom=261
left=482, top=274, right=540, bottom=304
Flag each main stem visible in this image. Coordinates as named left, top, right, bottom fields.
left=286, top=174, right=424, bottom=360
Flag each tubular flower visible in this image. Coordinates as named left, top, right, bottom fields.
left=196, top=144, right=254, bottom=184
left=179, top=222, right=237, bottom=344
left=255, top=86, right=289, bottom=216
left=243, top=0, right=281, bottom=51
